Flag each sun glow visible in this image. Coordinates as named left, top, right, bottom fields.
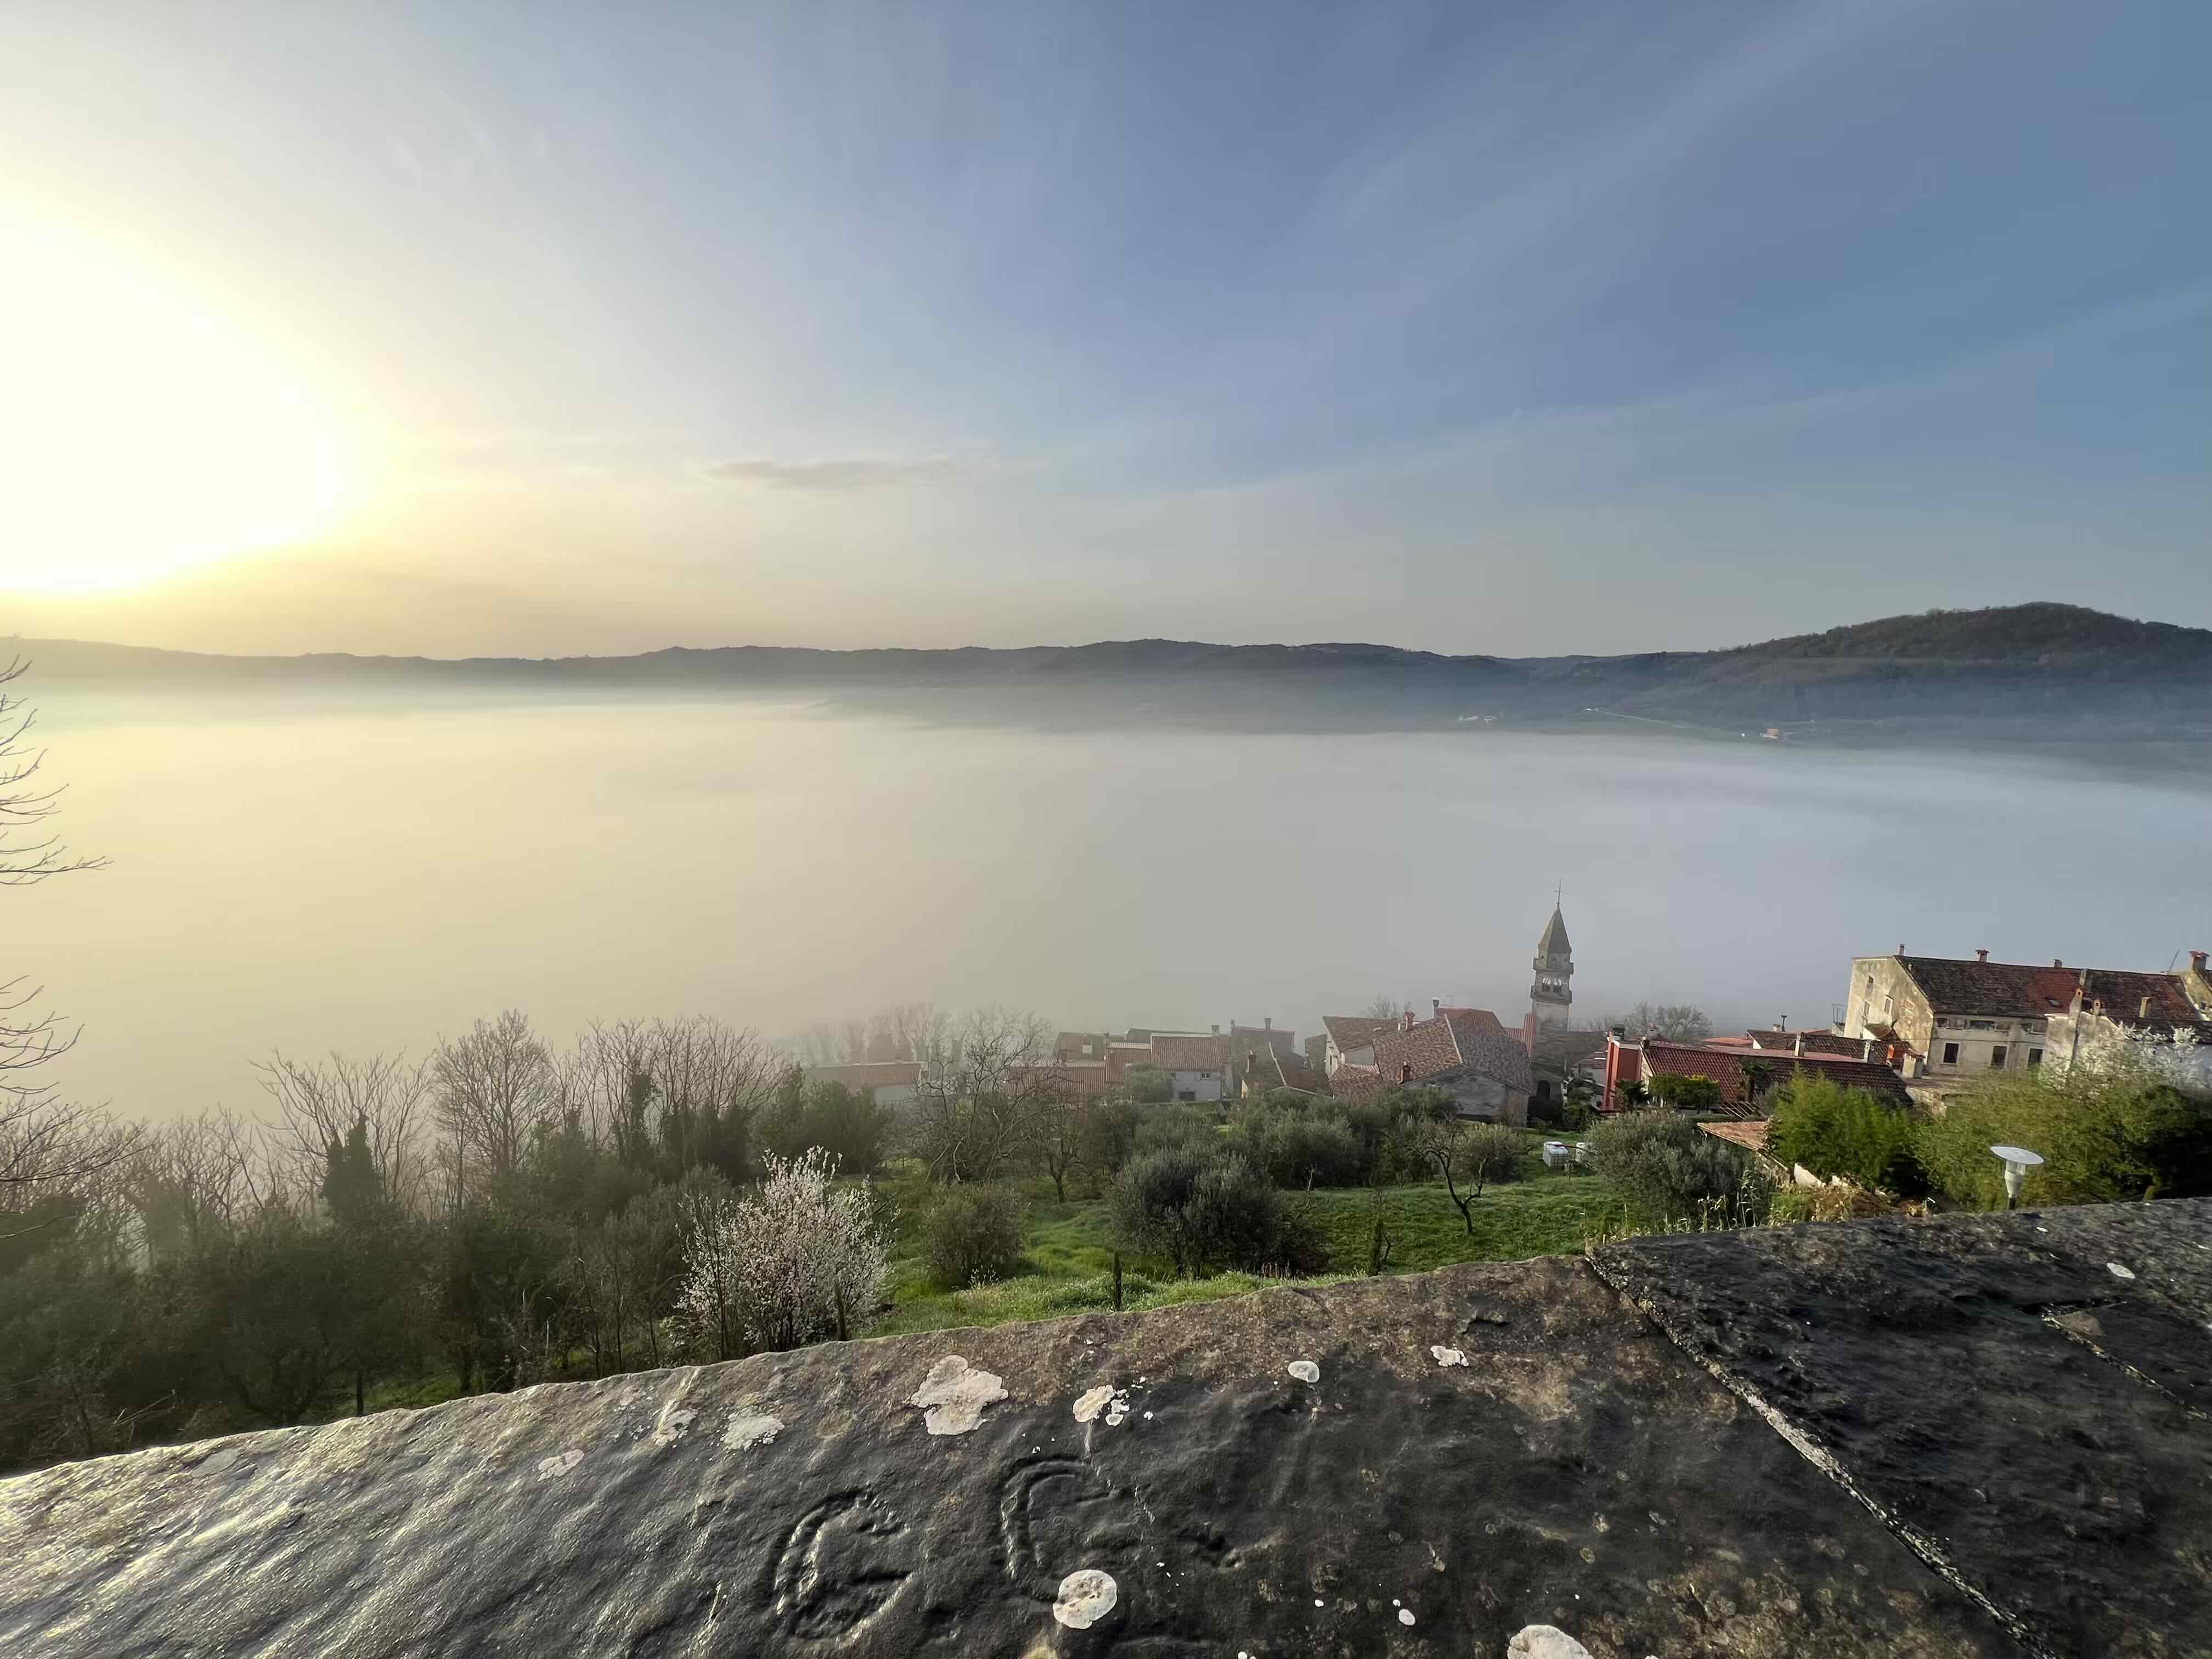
left=0, top=228, right=351, bottom=594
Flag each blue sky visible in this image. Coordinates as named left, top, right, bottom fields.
left=2, top=2, right=2204, bottom=655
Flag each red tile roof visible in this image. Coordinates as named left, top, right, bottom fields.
left=1438, top=1007, right=1505, bottom=1031
left=1325, top=1064, right=1384, bottom=1099
left=1640, top=1041, right=1912, bottom=1111
left=1150, top=1033, right=1231, bottom=1073
left=1373, top=1013, right=1534, bottom=1096
left=1229, top=1023, right=1299, bottom=1060
left=1322, top=1016, right=1398, bottom=1053
left=1895, top=956, right=2203, bottom=1027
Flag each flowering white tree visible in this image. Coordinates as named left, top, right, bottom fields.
left=676, top=1148, right=888, bottom=1359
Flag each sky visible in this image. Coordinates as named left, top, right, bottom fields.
left=1, top=2, right=2205, bottom=658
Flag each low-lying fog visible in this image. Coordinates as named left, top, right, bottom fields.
left=16, top=695, right=2212, bottom=1117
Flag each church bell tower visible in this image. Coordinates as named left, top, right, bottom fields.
left=1530, top=899, right=1573, bottom=1031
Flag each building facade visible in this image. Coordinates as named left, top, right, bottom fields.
left=1841, top=950, right=2212, bottom=1085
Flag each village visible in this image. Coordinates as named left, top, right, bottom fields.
left=805, top=903, right=2212, bottom=1200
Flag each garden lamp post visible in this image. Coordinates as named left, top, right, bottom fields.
left=1989, top=1144, right=2044, bottom=1211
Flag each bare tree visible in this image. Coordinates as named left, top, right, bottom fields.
left=432, top=1011, right=559, bottom=1205
left=1605, top=1003, right=1714, bottom=1043
left=1361, top=995, right=1407, bottom=1021
left=644, top=1016, right=780, bottom=1175
left=909, top=1006, right=1064, bottom=1183
left=888, top=1002, right=946, bottom=1064
left=563, top=1018, right=654, bottom=1152
left=128, top=1108, right=275, bottom=1264
left=256, top=1049, right=433, bottom=1215
left=0, top=660, right=130, bottom=1205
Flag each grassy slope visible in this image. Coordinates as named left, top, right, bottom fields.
left=870, top=1144, right=1627, bottom=1338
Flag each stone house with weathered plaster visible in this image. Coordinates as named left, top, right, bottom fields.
left=1842, top=949, right=2212, bottom=1091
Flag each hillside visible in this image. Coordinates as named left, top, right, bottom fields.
left=12, top=602, right=2209, bottom=744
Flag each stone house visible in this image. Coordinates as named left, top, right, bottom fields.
left=1842, top=949, right=2212, bottom=1087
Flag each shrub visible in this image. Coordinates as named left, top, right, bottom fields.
left=1767, top=1075, right=1929, bottom=1198
left=1246, top=1113, right=1368, bottom=1189
left=923, top=1184, right=1026, bottom=1289
left=1915, top=1064, right=2212, bottom=1209
left=759, top=1079, right=896, bottom=1176
left=1131, top=1103, right=1221, bottom=1156
left=1463, top=1122, right=1527, bottom=1182
left=1111, top=1147, right=1326, bottom=1276
left=1126, top=1067, right=1176, bottom=1105
left=1647, top=1074, right=1724, bottom=1113
left=1587, top=1111, right=1768, bottom=1227
left=1075, top=1097, right=1142, bottom=1182
left=676, top=1149, right=887, bottom=1358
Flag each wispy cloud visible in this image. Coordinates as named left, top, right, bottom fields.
left=700, top=457, right=956, bottom=492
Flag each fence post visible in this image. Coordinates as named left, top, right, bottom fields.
left=1113, top=1251, right=1123, bottom=1311
left=834, top=1283, right=848, bottom=1343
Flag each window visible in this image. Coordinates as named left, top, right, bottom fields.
left=2028, top=1048, right=2044, bottom=1068
left=1942, top=1042, right=1960, bottom=1065
left=1968, top=1019, right=1995, bottom=1030
left=1176, top=1090, right=1195, bottom=1103
left=1990, top=1047, right=2007, bottom=1069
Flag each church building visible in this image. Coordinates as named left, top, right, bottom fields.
left=1520, top=901, right=1610, bottom=1110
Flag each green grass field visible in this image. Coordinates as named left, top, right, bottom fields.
left=870, top=1138, right=1628, bottom=1338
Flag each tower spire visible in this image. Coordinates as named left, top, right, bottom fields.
left=1530, top=895, right=1573, bottom=1031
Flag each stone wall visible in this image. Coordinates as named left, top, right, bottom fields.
left=7, top=1200, right=2210, bottom=1657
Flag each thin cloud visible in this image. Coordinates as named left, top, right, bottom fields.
left=701, top=457, right=956, bottom=492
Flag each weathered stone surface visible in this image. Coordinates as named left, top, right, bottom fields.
left=1589, top=1197, right=2212, bottom=1659
left=7, top=1200, right=2207, bottom=1657
left=2, top=1253, right=2017, bottom=1658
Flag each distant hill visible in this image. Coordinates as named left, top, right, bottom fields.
left=1725, top=602, right=2212, bottom=663
left=12, top=603, right=2210, bottom=746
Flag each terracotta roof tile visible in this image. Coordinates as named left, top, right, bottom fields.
left=1322, top=1016, right=1398, bottom=1052
left=1150, top=1033, right=1231, bottom=1073
left=1897, top=956, right=2201, bottom=1026
left=1640, top=1040, right=1912, bottom=1110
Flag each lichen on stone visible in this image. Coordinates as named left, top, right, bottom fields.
left=909, top=1356, right=1008, bottom=1436
left=1051, top=1568, right=1117, bottom=1629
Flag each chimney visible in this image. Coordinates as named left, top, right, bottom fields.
left=2139, top=996, right=2153, bottom=1020
left=2192, top=950, right=2208, bottom=973
left=1210, top=1023, right=1219, bottom=1036
left=1793, top=1034, right=1805, bottom=1057
left=1401, top=1008, right=1416, bottom=1032
left=2052, top=959, right=2064, bottom=969
left=1399, top=1062, right=1414, bottom=1085
left=1263, top=1016, right=1271, bottom=1029
left=1774, top=1018, right=1787, bottom=1032
left=1431, top=997, right=1442, bottom=1017
left=1974, top=949, right=1989, bottom=963
left=1862, top=1037, right=1876, bottom=1062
